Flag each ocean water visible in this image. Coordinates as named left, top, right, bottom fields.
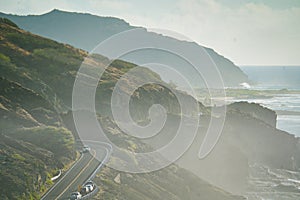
left=240, top=66, right=300, bottom=90
left=239, top=66, right=300, bottom=137
left=277, top=115, right=300, bottom=136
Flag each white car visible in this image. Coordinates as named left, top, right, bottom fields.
left=70, top=192, right=82, bottom=200
left=82, top=145, right=91, bottom=153
left=82, top=180, right=95, bottom=193
left=85, top=184, right=94, bottom=192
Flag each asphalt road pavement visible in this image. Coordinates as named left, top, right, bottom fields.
left=41, top=145, right=107, bottom=200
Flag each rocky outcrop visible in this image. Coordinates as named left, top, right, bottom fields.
left=228, top=101, right=277, bottom=127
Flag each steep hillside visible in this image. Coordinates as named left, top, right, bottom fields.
left=0, top=9, right=249, bottom=87
left=0, top=19, right=77, bottom=199
left=0, top=77, right=75, bottom=199
left=0, top=18, right=245, bottom=199
left=0, top=17, right=197, bottom=115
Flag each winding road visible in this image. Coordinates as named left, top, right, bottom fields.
left=41, top=141, right=111, bottom=200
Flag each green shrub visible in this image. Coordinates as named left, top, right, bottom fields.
left=12, top=126, right=75, bottom=159
left=0, top=53, right=10, bottom=62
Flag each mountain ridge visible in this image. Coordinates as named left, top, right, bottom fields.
left=0, top=9, right=249, bottom=87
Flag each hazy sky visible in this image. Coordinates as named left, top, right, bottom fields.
left=1, top=0, right=300, bottom=65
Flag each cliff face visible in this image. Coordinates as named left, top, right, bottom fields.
left=175, top=116, right=250, bottom=195
left=224, top=110, right=300, bottom=170
left=0, top=9, right=249, bottom=87
left=175, top=103, right=299, bottom=195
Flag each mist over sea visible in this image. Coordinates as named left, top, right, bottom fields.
left=239, top=66, right=300, bottom=137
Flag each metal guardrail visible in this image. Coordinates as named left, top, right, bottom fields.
left=41, top=153, right=85, bottom=200
left=51, top=169, right=62, bottom=181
